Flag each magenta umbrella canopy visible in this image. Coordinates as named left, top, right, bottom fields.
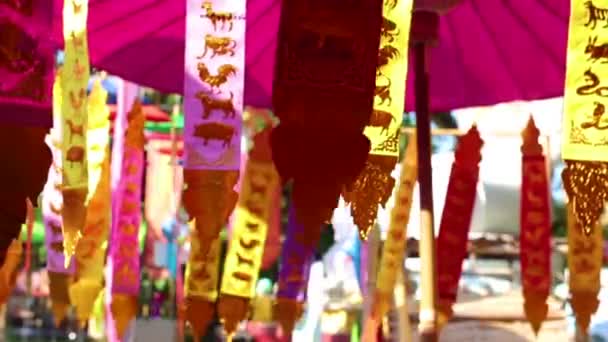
left=53, top=0, right=568, bottom=111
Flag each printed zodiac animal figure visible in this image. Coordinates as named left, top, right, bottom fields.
left=197, top=63, right=237, bottom=91
left=385, top=0, right=398, bottom=10
left=193, top=122, right=235, bottom=147
left=586, top=36, right=608, bottom=63
left=201, top=1, right=234, bottom=31
left=369, top=110, right=395, bottom=135
left=381, top=17, right=400, bottom=43
left=377, top=45, right=400, bottom=76
left=585, top=1, right=608, bottom=30
left=65, top=145, right=86, bottom=175
left=194, top=90, right=236, bottom=119
left=65, top=119, right=84, bottom=143
left=198, top=34, right=237, bottom=59
left=69, top=88, right=86, bottom=110
left=576, top=68, right=608, bottom=97
left=581, top=101, right=608, bottom=130
left=374, top=76, right=392, bottom=105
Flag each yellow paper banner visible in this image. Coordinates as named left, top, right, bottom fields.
left=69, top=80, right=110, bottom=324
left=185, top=228, right=221, bottom=301
left=376, top=138, right=417, bottom=298
left=563, top=0, right=608, bottom=161
left=61, top=0, right=90, bottom=260
left=220, top=161, right=278, bottom=298
left=366, top=0, right=413, bottom=156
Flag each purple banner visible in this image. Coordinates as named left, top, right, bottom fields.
left=276, top=206, right=315, bottom=301
left=0, top=0, right=56, bottom=127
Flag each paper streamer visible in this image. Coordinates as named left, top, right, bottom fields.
left=567, top=203, right=602, bottom=333
left=561, top=0, right=608, bottom=236
left=61, top=0, right=90, bottom=262
left=219, top=159, right=279, bottom=333
left=184, top=229, right=222, bottom=339
left=0, top=0, right=55, bottom=126
left=435, top=126, right=483, bottom=326
left=69, top=80, right=111, bottom=326
left=274, top=205, right=316, bottom=334
left=366, top=137, right=417, bottom=335
left=183, top=0, right=245, bottom=171
left=347, top=0, right=413, bottom=239
left=520, top=117, right=552, bottom=335
left=562, top=0, right=608, bottom=161
left=109, top=101, right=145, bottom=338
left=44, top=73, right=75, bottom=275
left=111, top=100, right=144, bottom=295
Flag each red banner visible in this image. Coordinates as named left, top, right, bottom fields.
left=520, top=151, right=551, bottom=332
left=436, top=126, right=483, bottom=322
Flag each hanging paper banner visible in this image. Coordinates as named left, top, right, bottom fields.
left=44, top=72, right=75, bottom=325
left=435, top=126, right=483, bottom=325
left=274, top=206, right=316, bottom=334
left=346, top=0, right=413, bottom=238
left=110, top=100, right=145, bottom=338
left=69, top=80, right=111, bottom=326
left=183, top=0, right=245, bottom=170
left=520, top=117, right=552, bottom=335
left=562, top=0, right=608, bottom=161
left=562, top=0, right=608, bottom=236
left=368, top=137, right=417, bottom=331
left=218, top=132, right=279, bottom=333
left=61, top=0, right=90, bottom=261
left=567, top=203, right=602, bottom=333
left=111, top=100, right=144, bottom=295
left=0, top=0, right=55, bottom=126
left=182, top=0, right=242, bottom=260
left=45, top=73, right=75, bottom=274
left=43, top=133, right=76, bottom=325
left=184, top=230, right=222, bottom=339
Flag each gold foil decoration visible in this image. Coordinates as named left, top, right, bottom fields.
left=367, top=136, right=417, bottom=333
left=562, top=161, right=608, bottom=234
left=184, top=226, right=222, bottom=339
left=345, top=0, right=414, bottom=239
left=182, top=170, right=238, bottom=257
left=567, top=203, right=602, bottom=334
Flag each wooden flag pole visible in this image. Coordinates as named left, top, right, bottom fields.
left=412, top=10, right=440, bottom=342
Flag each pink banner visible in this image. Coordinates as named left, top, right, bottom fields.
left=42, top=134, right=75, bottom=273
left=111, top=144, right=144, bottom=295
left=0, top=0, right=55, bottom=127
left=183, top=0, right=246, bottom=171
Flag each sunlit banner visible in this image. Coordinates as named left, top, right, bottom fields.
left=61, top=0, right=90, bottom=261
left=435, top=126, right=483, bottom=326
left=366, top=137, right=417, bottom=335
left=519, top=117, right=552, bottom=334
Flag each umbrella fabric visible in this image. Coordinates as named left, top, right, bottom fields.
left=52, top=0, right=568, bottom=111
